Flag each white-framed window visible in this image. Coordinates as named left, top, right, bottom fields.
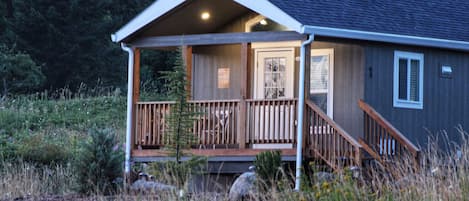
left=393, top=51, right=424, bottom=109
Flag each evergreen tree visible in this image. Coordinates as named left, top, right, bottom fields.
left=160, top=47, right=197, bottom=163
left=0, top=44, right=45, bottom=96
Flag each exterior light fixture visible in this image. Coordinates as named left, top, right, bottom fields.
left=201, top=12, right=210, bottom=20
left=259, top=19, right=268, bottom=25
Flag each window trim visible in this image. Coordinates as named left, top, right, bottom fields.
left=393, top=51, right=424, bottom=109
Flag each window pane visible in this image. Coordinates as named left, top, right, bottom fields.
left=398, top=58, right=408, bottom=100
left=410, top=60, right=420, bottom=101
left=310, top=55, right=329, bottom=92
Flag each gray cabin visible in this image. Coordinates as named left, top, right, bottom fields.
left=112, top=0, right=469, bottom=177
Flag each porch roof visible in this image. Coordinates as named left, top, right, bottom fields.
left=111, top=0, right=469, bottom=51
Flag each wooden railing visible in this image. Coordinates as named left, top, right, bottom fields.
left=358, top=99, right=420, bottom=172
left=246, top=98, right=298, bottom=144
left=134, top=100, right=239, bottom=148
left=305, top=100, right=362, bottom=170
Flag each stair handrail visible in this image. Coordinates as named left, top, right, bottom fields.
left=358, top=99, right=420, bottom=156
left=358, top=99, right=420, bottom=174
left=305, top=99, right=362, bottom=168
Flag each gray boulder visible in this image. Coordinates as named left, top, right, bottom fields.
left=130, top=173, right=176, bottom=193
left=228, top=167, right=257, bottom=201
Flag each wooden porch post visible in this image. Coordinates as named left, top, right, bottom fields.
left=132, top=48, right=141, bottom=150
left=182, top=45, right=193, bottom=99
left=238, top=43, right=250, bottom=149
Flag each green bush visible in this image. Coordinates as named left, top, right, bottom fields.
left=16, top=133, right=71, bottom=165
left=254, top=150, right=283, bottom=187
left=75, top=128, right=123, bottom=194
left=149, top=156, right=207, bottom=189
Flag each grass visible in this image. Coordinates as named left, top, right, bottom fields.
left=1, top=92, right=469, bottom=200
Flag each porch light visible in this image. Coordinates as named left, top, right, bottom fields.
left=259, top=19, right=268, bottom=25
left=201, top=12, right=210, bottom=20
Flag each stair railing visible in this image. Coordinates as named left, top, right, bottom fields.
left=358, top=99, right=420, bottom=173
left=305, top=99, right=362, bottom=171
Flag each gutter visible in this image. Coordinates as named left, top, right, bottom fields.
left=295, top=34, right=315, bottom=191
left=120, top=43, right=134, bottom=184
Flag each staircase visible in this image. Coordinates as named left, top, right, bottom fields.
left=304, top=99, right=420, bottom=178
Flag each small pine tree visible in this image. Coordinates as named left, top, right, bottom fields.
left=160, top=47, right=197, bottom=163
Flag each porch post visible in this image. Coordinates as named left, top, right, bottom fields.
left=182, top=45, right=193, bottom=99
left=238, top=43, right=250, bottom=149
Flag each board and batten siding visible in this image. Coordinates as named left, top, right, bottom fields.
left=311, top=41, right=365, bottom=139
left=192, top=45, right=242, bottom=100
left=364, top=44, right=469, bottom=146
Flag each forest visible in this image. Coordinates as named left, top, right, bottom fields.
left=0, top=0, right=174, bottom=97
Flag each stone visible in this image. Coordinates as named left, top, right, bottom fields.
left=228, top=169, right=257, bottom=201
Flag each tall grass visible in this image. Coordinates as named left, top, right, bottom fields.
left=0, top=162, right=75, bottom=200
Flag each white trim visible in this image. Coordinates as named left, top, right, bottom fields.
left=251, top=41, right=301, bottom=49
left=310, top=48, right=334, bottom=118
left=111, top=0, right=186, bottom=42
left=253, top=48, right=295, bottom=99
left=393, top=51, right=424, bottom=109
left=245, top=15, right=267, bottom=32
left=235, top=0, right=302, bottom=33
left=252, top=143, right=293, bottom=149
left=302, top=25, right=469, bottom=52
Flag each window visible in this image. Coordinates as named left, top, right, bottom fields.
left=393, top=51, right=424, bottom=109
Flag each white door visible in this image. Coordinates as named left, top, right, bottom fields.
left=310, top=49, right=334, bottom=118
left=252, top=48, right=295, bottom=147
left=254, top=48, right=295, bottom=99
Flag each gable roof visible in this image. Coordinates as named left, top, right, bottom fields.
left=112, top=0, right=469, bottom=51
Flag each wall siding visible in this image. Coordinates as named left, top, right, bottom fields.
left=311, top=41, right=365, bottom=139
left=365, top=44, right=469, bottom=146
left=193, top=45, right=242, bottom=100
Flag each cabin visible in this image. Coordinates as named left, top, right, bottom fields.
left=112, top=0, right=469, bottom=182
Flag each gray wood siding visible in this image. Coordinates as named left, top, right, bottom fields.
left=364, top=44, right=469, bottom=146
left=311, top=41, right=365, bottom=139
left=192, top=45, right=242, bottom=100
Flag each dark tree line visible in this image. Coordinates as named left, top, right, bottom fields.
left=0, top=0, right=171, bottom=96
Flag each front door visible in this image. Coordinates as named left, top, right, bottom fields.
left=310, top=49, right=334, bottom=118
left=254, top=48, right=295, bottom=99
left=252, top=48, right=295, bottom=148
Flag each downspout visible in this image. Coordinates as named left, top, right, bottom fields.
left=121, top=43, right=134, bottom=184
left=295, top=34, right=315, bottom=191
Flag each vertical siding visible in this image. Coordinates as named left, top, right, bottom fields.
left=193, top=45, right=242, bottom=100
left=311, top=41, right=365, bottom=139
left=365, top=44, right=469, bottom=146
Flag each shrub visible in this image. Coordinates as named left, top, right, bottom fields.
left=16, top=132, right=71, bottom=165
left=254, top=150, right=283, bottom=187
left=149, top=156, right=207, bottom=189
left=75, top=128, right=123, bottom=194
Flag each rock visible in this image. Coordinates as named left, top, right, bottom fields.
left=228, top=171, right=257, bottom=201
left=130, top=173, right=176, bottom=193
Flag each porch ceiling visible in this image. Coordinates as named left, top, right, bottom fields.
left=128, top=0, right=251, bottom=42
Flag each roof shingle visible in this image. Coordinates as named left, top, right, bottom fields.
left=269, top=0, right=469, bottom=42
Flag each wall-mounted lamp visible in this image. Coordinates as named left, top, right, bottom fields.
left=201, top=12, right=210, bottom=20
left=440, top=65, right=453, bottom=78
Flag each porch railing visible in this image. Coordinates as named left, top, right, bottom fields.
left=134, top=100, right=239, bottom=148
left=358, top=99, right=420, bottom=173
left=305, top=99, right=362, bottom=170
left=245, top=98, right=298, bottom=144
